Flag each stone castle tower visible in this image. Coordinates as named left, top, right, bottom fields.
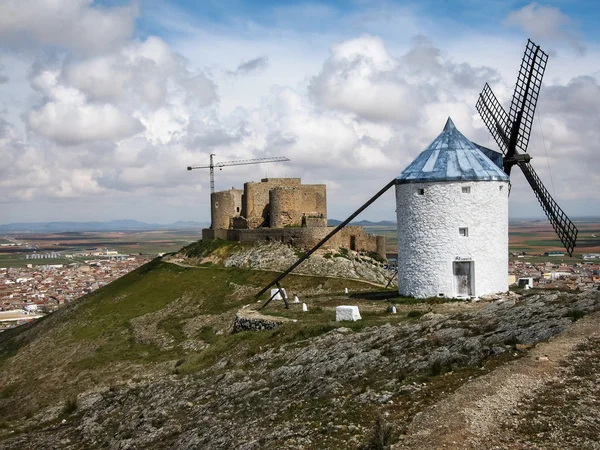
left=395, top=118, right=509, bottom=298
left=210, top=178, right=326, bottom=230
left=203, top=178, right=386, bottom=258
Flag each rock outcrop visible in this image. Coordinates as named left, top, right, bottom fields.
left=224, top=242, right=395, bottom=286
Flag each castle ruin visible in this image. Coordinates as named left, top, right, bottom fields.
left=202, top=178, right=386, bottom=257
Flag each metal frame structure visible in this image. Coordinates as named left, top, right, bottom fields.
left=476, top=39, right=578, bottom=255
left=187, top=154, right=290, bottom=194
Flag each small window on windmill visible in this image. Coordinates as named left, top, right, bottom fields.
left=236, top=207, right=240, bottom=213
left=215, top=201, right=219, bottom=209
left=499, top=185, right=504, bottom=191
left=417, top=188, right=425, bottom=195
left=462, top=186, right=471, bottom=194
left=459, top=227, right=469, bottom=237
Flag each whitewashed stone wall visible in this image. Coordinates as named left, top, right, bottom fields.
left=396, top=180, right=509, bottom=298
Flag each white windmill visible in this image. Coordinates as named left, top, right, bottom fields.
left=395, top=118, right=509, bottom=298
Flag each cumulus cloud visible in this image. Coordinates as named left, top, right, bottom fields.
left=309, top=35, right=500, bottom=124
left=504, top=3, right=585, bottom=55
left=28, top=98, right=144, bottom=146
left=0, top=62, right=8, bottom=83
left=23, top=36, right=218, bottom=146
left=0, top=0, right=138, bottom=54
left=229, top=56, right=269, bottom=77
left=533, top=76, right=600, bottom=195
left=0, top=1, right=597, bottom=223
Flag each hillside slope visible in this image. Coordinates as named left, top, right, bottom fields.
left=0, top=256, right=375, bottom=421
left=1, top=243, right=599, bottom=449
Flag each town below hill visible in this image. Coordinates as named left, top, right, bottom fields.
left=0, top=256, right=151, bottom=332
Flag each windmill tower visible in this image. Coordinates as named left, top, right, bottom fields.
left=396, top=118, right=509, bottom=298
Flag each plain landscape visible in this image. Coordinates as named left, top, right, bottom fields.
left=2, top=218, right=599, bottom=268
left=1, top=219, right=599, bottom=449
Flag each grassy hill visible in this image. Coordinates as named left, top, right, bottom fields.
left=0, top=255, right=381, bottom=417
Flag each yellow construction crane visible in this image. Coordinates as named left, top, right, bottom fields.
left=187, top=154, right=290, bottom=194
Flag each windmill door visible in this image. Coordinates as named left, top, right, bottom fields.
left=453, top=261, right=473, bottom=297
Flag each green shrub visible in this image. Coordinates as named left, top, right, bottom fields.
left=430, top=360, right=443, bottom=376
left=406, top=310, right=424, bottom=319
left=358, top=412, right=395, bottom=450
left=367, top=251, right=387, bottom=264
left=293, top=248, right=305, bottom=259
left=564, top=309, right=585, bottom=321
left=181, top=239, right=233, bottom=259
left=333, top=247, right=350, bottom=259
left=63, top=394, right=78, bottom=414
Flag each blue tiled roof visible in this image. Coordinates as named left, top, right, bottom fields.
left=396, top=118, right=509, bottom=184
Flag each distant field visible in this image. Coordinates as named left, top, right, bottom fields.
left=0, top=255, right=74, bottom=268
left=0, top=230, right=201, bottom=268
left=512, top=255, right=583, bottom=266
left=2, top=220, right=598, bottom=268
left=509, top=221, right=600, bottom=254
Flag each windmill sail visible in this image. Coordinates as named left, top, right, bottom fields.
left=508, top=40, right=548, bottom=156
left=476, top=83, right=510, bottom=154
left=519, top=161, right=578, bottom=256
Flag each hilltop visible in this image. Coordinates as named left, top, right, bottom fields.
left=0, top=239, right=599, bottom=449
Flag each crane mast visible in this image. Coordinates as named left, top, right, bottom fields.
left=187, top=154, right=290, bottom=194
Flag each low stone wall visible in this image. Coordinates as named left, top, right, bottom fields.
left=306, top=217, right=327, bottom=228
left=232, top=311, right=288, bottom=333
left=201, top=226, right=387, bottom=258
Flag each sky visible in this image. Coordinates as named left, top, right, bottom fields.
left=1, top=0, right=599, bottom=224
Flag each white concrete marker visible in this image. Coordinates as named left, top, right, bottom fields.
left=391, top=306, right=397, bottom=314
left=270, top=288, right=287, bottom=300
left=336, top=305, right=361, bottom=321
left=293, top=295, right=300, bottom=303
left=344, top=288, right=349, bottom=294
left=302, top=303, right=308, bottom=312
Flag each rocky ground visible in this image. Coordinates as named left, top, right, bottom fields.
left=394, top=308, right=600, bottom=450
left=1, top=289, right=599, bottom=449
left=168, top=241, right=396, bottom=287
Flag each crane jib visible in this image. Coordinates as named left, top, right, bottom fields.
left=186, top=154, right=290, bottom=194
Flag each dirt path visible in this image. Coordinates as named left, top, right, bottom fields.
left=393, top=311, right=600, bottom=449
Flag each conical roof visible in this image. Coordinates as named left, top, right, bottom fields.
left=396, top=118, right=509, bottom=184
